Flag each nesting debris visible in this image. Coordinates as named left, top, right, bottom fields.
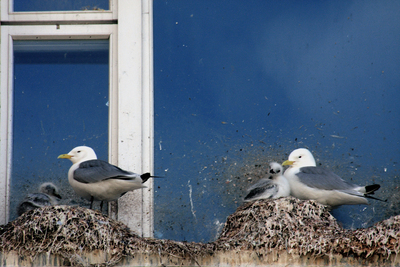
left=214, top=197, right=400, bottom=264
left=340, top=216, right=400, bottom=258
left=215, top=197, right=343, bottom=255
left=1, top=199, right=400, bottom=266
left=1, top=206, right=140, bottom=266
left=0, top=206, right=213, bottom=266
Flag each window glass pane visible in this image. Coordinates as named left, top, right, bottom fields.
left=13, top=0, right=109, bottom=12
left=154, top=1, right=400, bottom=242
left=11, top=40, right=109, bottom=221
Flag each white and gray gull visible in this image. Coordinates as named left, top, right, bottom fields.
left=58, top=146, right=157, bottom=210
left=282, top=148, right=381, bottom=207
left=244, top=162, right=290, bottom=202
left=17, top=182, right=62, bottom=216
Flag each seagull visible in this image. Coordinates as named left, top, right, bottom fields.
left=17, top=182, right=62, bottom=216
left=58, top=146, right=157, bottom=210
left=244, top=162, right=290, bottom=202
left=282, top=148, right=381, bottom=207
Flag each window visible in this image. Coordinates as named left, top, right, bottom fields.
left=13, top=0, right=110, bottom=12
left=10, top=40, right=109, bottom=220
left=1, top=0, right=154, bottom=237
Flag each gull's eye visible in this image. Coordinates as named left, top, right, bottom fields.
left=299, top=155, right=302, bottom=158
left=77, top=150, right=81, bottom=153
left=276, top=169, right=281, bottom=173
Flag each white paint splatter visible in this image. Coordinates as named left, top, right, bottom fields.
left=188, top=180, right=197, bottom=221
left=213, top=219, right=225, bottom=240
left=40, top=120, right=45, bottom=135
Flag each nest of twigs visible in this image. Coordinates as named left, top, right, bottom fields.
left=215, top=197, right=342, bottom=255
left=1, top=198, right=400, bottom=266
left=0, top=206, right=213, bottom=266
left=215, top=197, right=400, bottom=260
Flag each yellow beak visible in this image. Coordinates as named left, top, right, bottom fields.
left=58, top=154, right=72, bottom=159
left=282, top=160, right=295, bottom=166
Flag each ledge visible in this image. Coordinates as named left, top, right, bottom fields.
left=1, top=198, right=399, bottom=266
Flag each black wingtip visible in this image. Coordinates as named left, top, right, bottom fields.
left=140, top=173, right=164, bottom=183
left=365, top=184, right=380, bottom=194
left=365, top=194, right=388, bottom=203
left=363, top=184, right=386, bottom=202
left=243, top=187, right=266, bottom=202
left=243, top=194, right=253, bottom=202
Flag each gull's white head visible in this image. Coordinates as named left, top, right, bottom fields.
left=58, top=146, right=97, bottom=164
left=268, top=162, right=283, bottom=178
left=282, top=148, right=316, bottom=168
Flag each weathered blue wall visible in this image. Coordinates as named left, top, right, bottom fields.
left=154, top=0, right=400, bottom=242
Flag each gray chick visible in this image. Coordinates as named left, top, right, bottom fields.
left=17, top=182, right=62, bottom=216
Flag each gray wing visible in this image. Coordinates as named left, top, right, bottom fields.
left=246, top=178, right=273, bottom=191
left=296, top=166, right=358, bottom=191
left=25, top=193, right=53, bottom=206
left=244, top=179, right=278, bottom=201
left=74, top=160, right=137, bottom=184
left=18, top=193, right=53, bottom=216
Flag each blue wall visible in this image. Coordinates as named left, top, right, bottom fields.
left=154, top=1, right=400, bottom=242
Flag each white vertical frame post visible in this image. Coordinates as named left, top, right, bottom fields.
left=117, top=0, right=154, bottom=237
left=142, top=0, right=154, bottom=238
left=0, top=27, right=13, bottom=224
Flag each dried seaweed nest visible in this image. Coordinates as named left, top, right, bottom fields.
left=0, top=206, right=213, bottom=266
left=215, top=197, right=400, bottom=259
left=1, top=198, right=400, bottom=266
left=215, top=197, right=342, bottom=255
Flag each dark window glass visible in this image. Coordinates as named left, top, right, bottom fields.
left=13, top=0, right=109, bottom=12
left=11, top=40, right=109, bottom=220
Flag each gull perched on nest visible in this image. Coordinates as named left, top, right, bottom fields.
left=17, top=182, right=62, bottom=216
left=244, top=162, right=290, bottom=202
left=282, top=148, right=381, bottom=207
left=58, top=146, right=157, bottom=210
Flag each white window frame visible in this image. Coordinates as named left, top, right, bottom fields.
left=0, top=0, right=154, bottom=238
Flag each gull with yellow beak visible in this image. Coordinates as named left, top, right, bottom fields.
left=58, top=146, right=156, bottom=210
left=282, top=148, right=382, bottom=207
